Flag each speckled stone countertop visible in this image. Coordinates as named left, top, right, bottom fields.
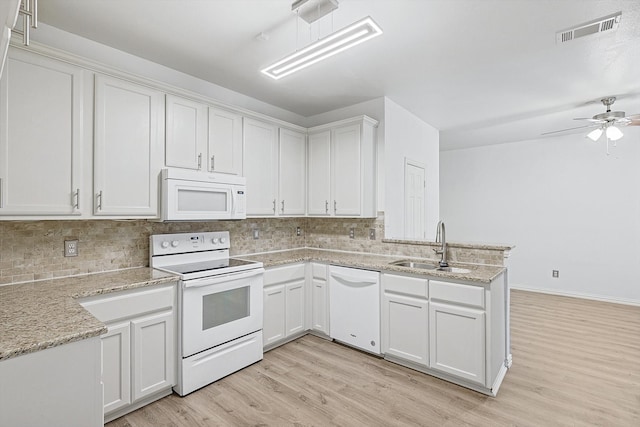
left=238, top=248, right=505, bottom=284
left=381, top=238, right=515, bottom=251
left=0, top=268, right=177, bottom=361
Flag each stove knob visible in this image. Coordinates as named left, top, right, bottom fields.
left=212, top=238, right=219, bottom=244
left=220, top=237, right=227, bottom=244
left=161, top=241, right=169, bottom=249
left=171, top=240, right=179, bottom=248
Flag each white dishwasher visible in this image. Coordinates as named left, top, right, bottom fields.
left=329, top=265, right=381, bottom=355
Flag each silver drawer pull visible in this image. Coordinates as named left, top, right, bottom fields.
left=96, top=190, right=103, bottom=211
left=73, top=188, right=80, bottom=209
left=197, top=153, right=202, bottom=170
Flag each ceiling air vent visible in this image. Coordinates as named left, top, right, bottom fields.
left=556, top=11, right=621, bottom=44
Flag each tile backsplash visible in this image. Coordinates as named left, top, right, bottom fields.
left=0, top=215, right=508, bottom=285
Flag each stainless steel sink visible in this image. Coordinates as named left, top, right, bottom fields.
left=389, top=260, right=471, bottom=274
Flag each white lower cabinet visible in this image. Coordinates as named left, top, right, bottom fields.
left=429, top=301, right=485, bottom=385
left=381, top=274, right=429, bottom=367
left=263, top=263, right=307, bottom=349
left=310, top=263, right=329, bottom=335
left=80, top=283, right=176, bottom=422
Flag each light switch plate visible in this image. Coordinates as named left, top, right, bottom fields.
left=369, top=228, right=376, bottom=240
left=253, top=229, right=260, bottom=240
left=64, top=240, right=78, bottom=257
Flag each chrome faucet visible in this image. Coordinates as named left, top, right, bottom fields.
left=434, top=220, right=448, bottom=268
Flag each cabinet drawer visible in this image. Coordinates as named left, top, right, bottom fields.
left=311, top=263, right=327, bottom=280
left=264, top=263, right=305, bottom=286
left=429, top=280, right=484, bottom=309
left=382, top=274, right=428, bottom=299
left=81, top=284, right=175, bottom=323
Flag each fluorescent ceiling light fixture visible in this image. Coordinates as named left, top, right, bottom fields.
left=261, top=16, right=382, bottom=80
left=586, top=128, right=603, bottom=141
left=606, top=125, right=623, bottom=141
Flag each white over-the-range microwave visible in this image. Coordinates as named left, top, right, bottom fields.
left=159, top=168, right=246, bottom=221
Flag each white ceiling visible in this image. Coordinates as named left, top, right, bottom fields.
left=36, top=0, right=640, bottom=150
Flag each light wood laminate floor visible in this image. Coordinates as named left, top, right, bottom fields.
left=107, top=290, right=640, bottom=426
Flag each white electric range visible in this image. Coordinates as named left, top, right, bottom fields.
left=150, top=231, right=264, bottom=396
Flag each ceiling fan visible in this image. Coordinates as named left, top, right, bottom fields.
left=543, top=97, right=640, bottom=154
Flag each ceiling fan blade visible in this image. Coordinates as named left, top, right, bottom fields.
left=573, top=118, right=606, bottom=123
left=625, top=114, right=640, bottom=126
left=541, top=124, right=598, bottom=136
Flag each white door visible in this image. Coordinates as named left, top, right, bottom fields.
left=102, top=322, right=131, bottom=415
left=94, top=75, right=163, bottom=216
left=279, top=129, right=306, bottom=216
left=165, top=95, right=207, bottom=170
left=285, top=279, right=306, bottom=336
left=307, top=131, right=331, bottom=216
left=404, top=159, right=426, bottom=239
left=0, top=49, right=84, bottom=215
left=243, top=118, right=278, bottom=216
left=331, top=124, right=361, bottom=216
left=263, top=284, right=286, bottom=346
left=208, top=108, right=243, bottom=175
left=131, top=310, right=175, bottom=401
left=382, top=293, right=429, bottom=366
left=429, top=302, right=486, bottom=385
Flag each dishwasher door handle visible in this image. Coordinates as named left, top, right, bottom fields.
left=330, top=272, right=377, bottom=287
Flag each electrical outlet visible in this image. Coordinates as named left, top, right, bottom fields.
left=349, top=228, right=355, bottom=239
left=64, top=240, right=78, bottom=257
left=552, top=270, right=559, bottom=278
left=369, top=228, right=376, bottom=240
left=253, top=229, right=259, bottom=240
left=296, top=226, right=301, bottom=236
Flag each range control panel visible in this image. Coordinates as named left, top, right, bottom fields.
left=150, top=231, right=230, bottom=256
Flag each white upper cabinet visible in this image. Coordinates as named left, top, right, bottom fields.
left=0, top=49, right=84, bottom=216
left=165, top=95, right=207, bottom=171
left=308, top=116, right=377, bottom=218
left=209, top=108, right=243, bottom=175
left=278, top=128, right=306, bottom=216
left=94, top=75, right=164, bottom=216
left=243, top=118, right=279, bottom=216
left=307, top=131, right=331, bottom=216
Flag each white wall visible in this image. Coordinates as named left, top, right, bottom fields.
left=440, top=133, right=640, bottom=304
left=384, top=98, right=439, bottom=240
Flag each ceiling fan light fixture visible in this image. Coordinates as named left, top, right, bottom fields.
left=261, top=16, right=382, bottom=80
left=606, top=125, right=623, bottom=141
left=586, top=128, right=603, bottom=141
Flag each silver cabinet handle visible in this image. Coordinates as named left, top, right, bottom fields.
left=73, top=188, right=79, bottom=210
left=281, top=200, right=285, bottom=213
left=334, top=200, right=337, bottom=214
left=325, top=200, right=328, bottom=214
left=210, top=155, right=215, bottom=172
left=197, top=153, right=202, bottom=170
left=272, top=199, right=276, bottom=213
left=0, top=178, right=3, bottom=208
left=96, top=190, right=103, bottom=211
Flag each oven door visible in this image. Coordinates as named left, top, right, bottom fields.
left=181, top=268, right=264, bottom=358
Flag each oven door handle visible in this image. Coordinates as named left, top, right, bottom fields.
left=182, top=268, right=264, bottom=288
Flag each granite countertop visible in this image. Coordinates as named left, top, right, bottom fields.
left=238, top=248, right=506, bottom=284
left=0, top=268, right=177, bottom=361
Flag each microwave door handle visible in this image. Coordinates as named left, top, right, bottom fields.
left=230, top=188, right=236, bottom=216
left=182, top=268, right=264, bottom=288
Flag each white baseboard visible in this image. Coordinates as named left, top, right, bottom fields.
left=510, top=284, right=640, bottom=307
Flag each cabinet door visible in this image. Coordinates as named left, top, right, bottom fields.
left=382, top=293, right=428, bottom=366
left=208, top=108, right=243, bottom=175
left=279, top=129, right=306, bottom=216
left=263, top=284, right=286, bottom=347
left=131, top=310, right=175, bottom=401
left=94, top=75, right=163, bottom=216
left=311, top=278, right=329, bottom=335
left=243, top=118, right=278, bottom=216
left=307, top=131, right=331, bottom=216
left=285, top=279, right=306, bottom=336
left=429, top=302, right=485, bottom=385
left=165, top=95, right=207, bottom=170
left=331, top=123, right=361, bottom=216
left=0, top=49, right=83, bottom=215
left=102, top=322, right=131, bottom=415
